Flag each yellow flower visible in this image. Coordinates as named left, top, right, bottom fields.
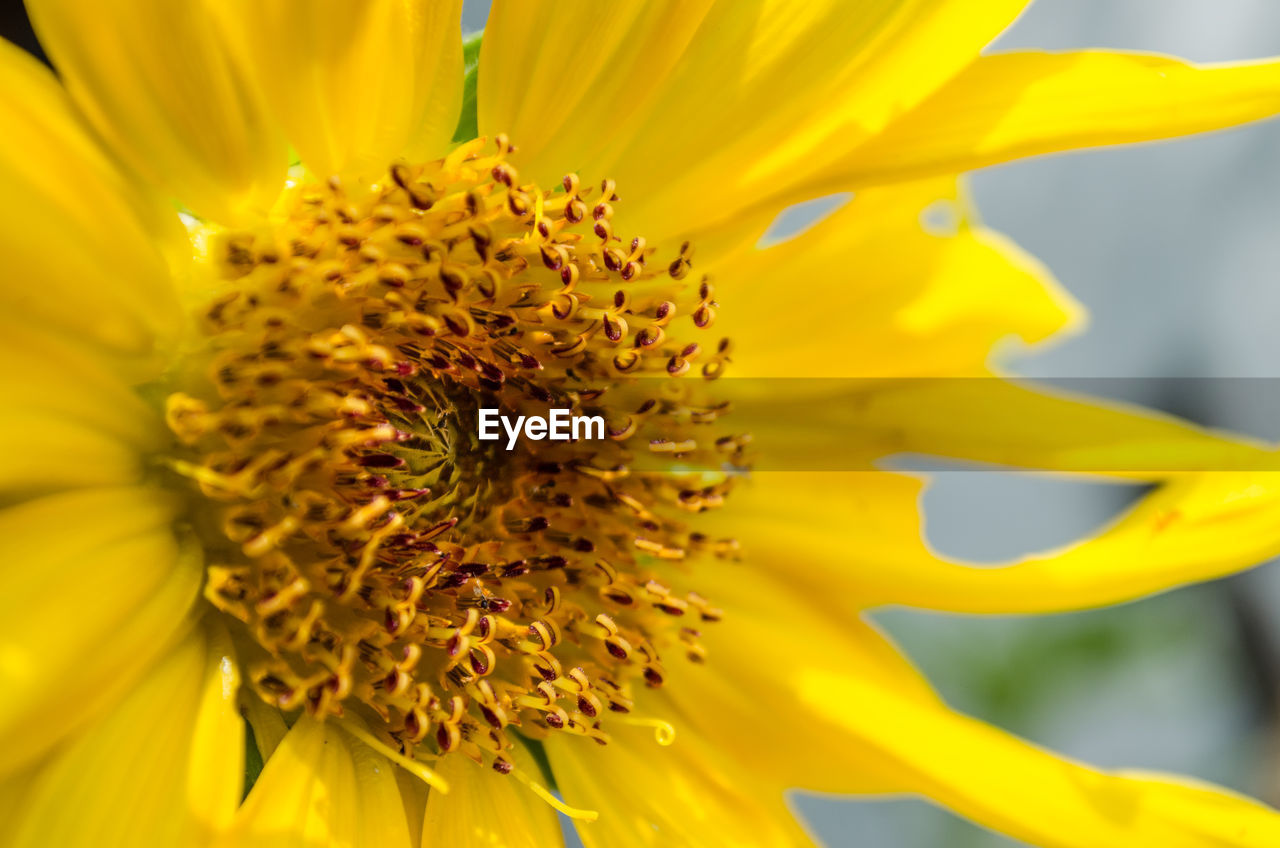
left=5, top=1, right=1280, bottom=847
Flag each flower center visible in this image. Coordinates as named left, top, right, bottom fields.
left=165, top=137, right=745, bottom=773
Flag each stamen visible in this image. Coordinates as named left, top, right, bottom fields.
left=511, top=766, right=600, bottom=822
left=340, top=720, right=450, bottom=793
left=167, top=136, right=747, bottom=780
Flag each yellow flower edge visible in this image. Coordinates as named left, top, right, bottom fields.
left=3, top=2, right=1280, bottom=847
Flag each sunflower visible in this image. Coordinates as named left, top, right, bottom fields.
left=6, top=1, right=1280, bottom=846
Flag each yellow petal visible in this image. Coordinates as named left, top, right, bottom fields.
left=225, top=716, right=411, bottom=848
left=844, top=51, right=1280, bottom=187
left=657, top=563, right=939, bottom=795
left=545, top=723, right=817, bottom=848
left=0, top=412, right=147, bottom=500
left=738, top=379, right=1279, bottom=479
left=715, top=471, right=1280, bottom=615
left=877, top=471, right=1280, bottom=613
left=27, top=0, right=288, bottom=223
left=799, top=665, right=1280, bottom=847
left=0, top=487, right=199, bottom=774
left=0, top=319, right=163, bottom=447
left=1, top=619, right=242, bottom=848
left=0, top=38, right=180, bottom=356
left=716, top=179, right=1079, bottom=378
left=221, top=0, right=463, bottom=181
left=422, top=740, right=563, bottom=848
left=660, top=570, right=1280, bottom=846
left=479, top=0, right=1029, bottom=244
left=0, top=319, right=170, bottom=498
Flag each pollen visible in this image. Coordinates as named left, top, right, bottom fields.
left=165, top=136, right=748, bottom=772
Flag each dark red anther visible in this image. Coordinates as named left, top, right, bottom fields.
left=603, top=315, right=623, bottom=342
left=481, top=705, right=502, bottom=728
left=470, top=649, right=490, bottom=675
left=578, top=696, right=598, bottom=718
left=606, top=642, right=628, bottom=660
left=385, top=608, right=401, bottom=634
left=436, top=724, right=454, bottom=750
left=491, top=164, right=514, bottom=186
left=544, top=712, right=565, bottom=728
left=391, top=162, right=412, bottom=189
left=500, top=561, right=530, bottom=578
left=438, top=572, right=469, bottom=589
left=487, top=597, right=512, bottom=613
left=493, top=758, right=514, bottom=774
left=621, top=262, right=638, bottom=281
left=447, top=633, right=464, bottom=657
left=443, top=313, right=469, bottom=336
left=682, top=343, right=700, bottom=358
left=643, top=668, right=664, bottom=687
left=358, top=453, right=404, bottom=469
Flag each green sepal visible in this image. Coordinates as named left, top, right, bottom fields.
left=452, top=31, right=484, bottom=143
left=242, top=717, right=264, bottom=801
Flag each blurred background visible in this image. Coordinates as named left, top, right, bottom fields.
left=6, top=1, right=1280, bottom=844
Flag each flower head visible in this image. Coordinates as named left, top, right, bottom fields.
left=6, top=2, right=1280, bottom=847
